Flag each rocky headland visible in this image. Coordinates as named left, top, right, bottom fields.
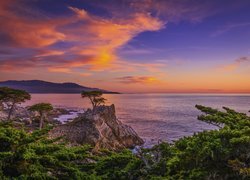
left=0, top=103, right=144, bottom=151
left=49, top=104, right=144, bottom=151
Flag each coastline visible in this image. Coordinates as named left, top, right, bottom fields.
left=22, top=93, right=250, bottom=147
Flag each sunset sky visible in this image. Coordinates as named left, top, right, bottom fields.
left=0, top=0, right=250, bottom=93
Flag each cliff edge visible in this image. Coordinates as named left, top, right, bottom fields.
left=49, top=104, right=144, bottom=151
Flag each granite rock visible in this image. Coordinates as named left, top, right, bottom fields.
left=49, top=104, right=144, bottom=151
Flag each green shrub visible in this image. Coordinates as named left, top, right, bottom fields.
left=0, top=105, right=249, bottom=179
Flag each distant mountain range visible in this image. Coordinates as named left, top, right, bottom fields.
left=0, top=80, right=119, bottom=94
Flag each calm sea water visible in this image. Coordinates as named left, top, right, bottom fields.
left=23, top=94, right=250, bottom=146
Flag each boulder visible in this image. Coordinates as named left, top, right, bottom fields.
left=49, top=104, right=144, bottom=151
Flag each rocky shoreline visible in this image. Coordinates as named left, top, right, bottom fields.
left=0, top=106, right=75, bottom=127
left=0, top=104, right=144, bottom=151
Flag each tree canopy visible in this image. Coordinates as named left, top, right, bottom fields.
left=28, top=103, right=53, bottom=113
left=0, top=87, right=31, bottom=120
left=81, top=91, right=106, bottom=109
left=28, top=103, right=53, bottom=129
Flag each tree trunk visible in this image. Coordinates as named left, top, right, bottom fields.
left=0, top=101, right=3, bottom=111
left=39, top=112, right=44, bottom=130
left=93, top=104, right=96, bottom=110
left=7, top=103, right=15, bottom=121
left=90, top=98, right=95, bottom=110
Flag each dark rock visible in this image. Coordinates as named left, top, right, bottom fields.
left=49, top=104, right=144, bottom=151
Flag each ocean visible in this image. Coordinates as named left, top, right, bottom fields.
left=23, top=93, right=250, bottom=146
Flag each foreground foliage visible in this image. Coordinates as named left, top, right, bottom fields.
left=0, top=123, right=94, bottom=179
left=140, top=105, right=250, bottom=179
left=0, top=105, right=249, bottom=179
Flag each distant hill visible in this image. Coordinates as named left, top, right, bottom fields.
left=0, top=80, right=119, bottom=94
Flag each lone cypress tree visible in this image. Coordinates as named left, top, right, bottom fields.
left=81, top=91, right=106, bottom=109
left=0, top=87, right=31, bottom=120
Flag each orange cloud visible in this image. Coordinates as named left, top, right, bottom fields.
left=0, top=58, right=38, bottom=72
left=48, top=67, right=71, bottom=73
left=219, top=57, right=250, bottom=71
left=67, top=7, right=165, bottom=70
left=0, top=2, right=165, bottom=72
left=0, top=0, right=229, bottom=75
left=0, top=1, right=66, bottom=48
left=80, top=73, right=92, bottom=77
left=35, top=50, right=65, bottom=57
left=68, top=6, right=88, bottom=19
left=116, top=76, right=159, bottom=84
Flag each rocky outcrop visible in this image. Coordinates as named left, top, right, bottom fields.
left=49, top=104, right=144, bottom=151
left=0, top=106, right=32, bottom=122
left=0, top=106, right=67, bottom=124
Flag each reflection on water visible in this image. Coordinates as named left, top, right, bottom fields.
left=23, top=93, right=250, bottom=146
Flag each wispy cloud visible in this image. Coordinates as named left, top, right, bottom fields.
left=0, top=0, right=236, bottom=78
left=35, top=50, right=65, bottom=58
left=99, top=0, right=223, bottom=23
left=80, top=73, right=92, bottom=77
left=0, top=1, right=66, bottom=48
left=1, top=1, right=249, bottom=93
left=219, top=56, right=250, bottom=71
left=116, top=76, right=159, bottom=84
left=212, top=22, right=250, bottom=37
left=48, top=67, right=71, bottom=73
left=0, top=1, right=165, bottom=72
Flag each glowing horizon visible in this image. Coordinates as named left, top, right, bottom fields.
left=0, top=0, right=250, bottom=93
